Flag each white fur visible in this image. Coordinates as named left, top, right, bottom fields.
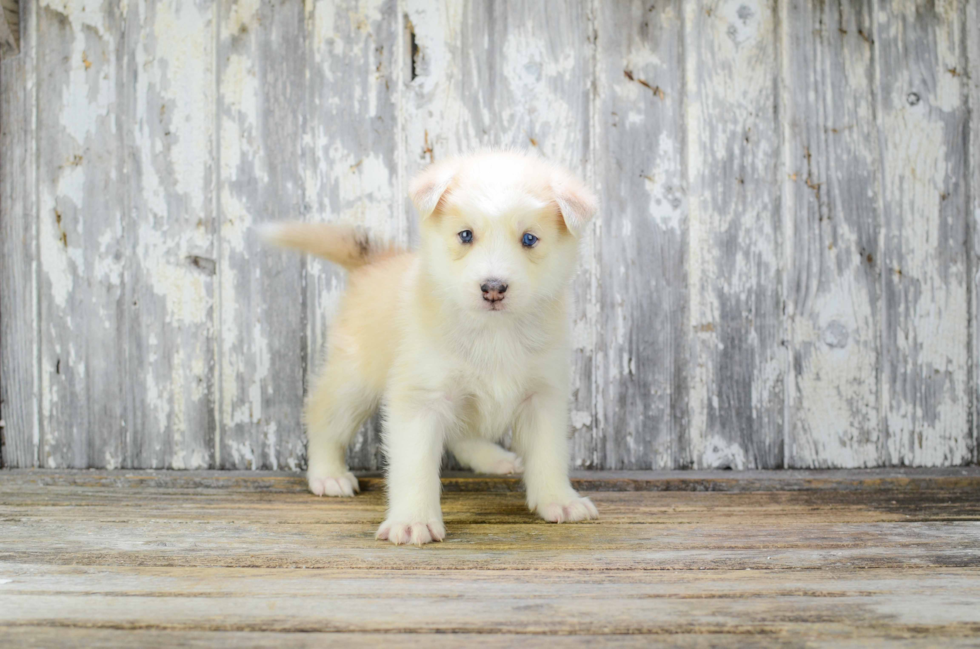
left=273, top=151, right=598, bottom=546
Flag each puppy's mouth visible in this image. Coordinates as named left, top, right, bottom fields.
left=482, top=300, right=506, bottom=312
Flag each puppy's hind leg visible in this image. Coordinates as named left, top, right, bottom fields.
left=448, top=437, right=523, bottom=475
left=304, top=362, right=379, bottom=497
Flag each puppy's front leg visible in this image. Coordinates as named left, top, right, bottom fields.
left=376, top=397, right=449, bottom=546
left=514, top=392, right=598, bottom=523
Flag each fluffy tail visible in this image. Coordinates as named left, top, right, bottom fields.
left=258, top=222, right=397, bottom=271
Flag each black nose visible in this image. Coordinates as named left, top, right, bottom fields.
left=481, top=279, right=508, bottom=302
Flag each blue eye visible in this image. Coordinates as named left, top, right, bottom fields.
left=458, top=230, right=473, bottom=244
left=521, top=232, right=538, bottom=248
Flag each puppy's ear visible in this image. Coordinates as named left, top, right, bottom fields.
left=409, top=158, right=460, bottom=219
left=552, top=169, right=597, bottom=236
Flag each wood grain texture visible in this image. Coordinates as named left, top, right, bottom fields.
left=0, top=471, right=980, bottom=645
left=0, top=0, right=35, bottom=468
left=3, top=567, right=980, bottom=636
left=401, top=0, right=595, bottom=467
left=782, top=1, right=882, bottom=467
left=3, top=630, right=980, bottom=649
left=26, top=1, right=216, bottom=470
left=3, top=0, right=980, bottom=470
left=971, top=0, right=980, bottom=465
left=6, top=466, right=980, bottom=493
left=684, top=0, right=784, bottom=468
left=217, top=0, right=307, bottom=469
left=1, top=470, right=979, bottom=573
left=401, top=0, right=592, bottom=169
left=124, top=0, right=216, bottom=469
left=595, top=0, right=687, bottom=469
left=36, top=0, right=130, bottom=468
left=876, top=0, right=972, bottom=466
left=304, top=0, right=401, bottom=472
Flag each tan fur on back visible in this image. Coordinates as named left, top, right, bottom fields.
left=323, top=252, right=414, bottom=389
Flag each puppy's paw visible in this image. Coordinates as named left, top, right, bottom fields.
left=376, top=519, right=446, bottom=546
left=486, top=452, right=524, bottom=475
left=308, top=472, right=360, bottom=497
left=537, top=496, right=599, bottom=523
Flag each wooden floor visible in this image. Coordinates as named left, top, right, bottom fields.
left=2, top=469, right=980, bottom=647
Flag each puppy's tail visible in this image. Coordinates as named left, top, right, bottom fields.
left=258, top=222, right=398, bottom=271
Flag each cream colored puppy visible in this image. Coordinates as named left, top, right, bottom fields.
left=263, top=151, right=598, bottom=546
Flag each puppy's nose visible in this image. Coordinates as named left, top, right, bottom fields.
left=480, top=279, right=508, bottom=302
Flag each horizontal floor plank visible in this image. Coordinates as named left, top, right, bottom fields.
left=3, top=489, right=980, bottom=524
left=1, top=469, right=979, bottom=645
left=3, top=467, right=980, bottom=492
left=1, top=566, right=980, bottom=638
left=5, top=628, right=980, bottom=649
left=2, top=509, right=979, bottom=570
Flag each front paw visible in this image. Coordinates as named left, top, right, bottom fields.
left=307, top=471, right=360, bottom=497
left=537, top=496, right=599, bottom=523
left=376, top=518, right=446, bottom=546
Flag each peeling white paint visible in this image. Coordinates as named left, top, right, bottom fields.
left=570, top=410, right=592, bottom=431
left=644, top=135, right=685, bottom=232
left=701, top=435, right=747, bottom=470
left=501, top=28, right=579, bottom=158
left=226, top=0, right=260, bottom=37
left=686, top=0, right=783, bottom=468
left=877, top=0, right=970, bottom=466
left=150, top=0, right=211, bottom=213
left=42, top=0, right=112, bottom=144
left=38, top=203, right=74, bottom=309
left=10, top=0, right=977, bottom=471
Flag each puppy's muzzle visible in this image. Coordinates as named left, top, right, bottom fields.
left=480, top=279, right=508, bottom=304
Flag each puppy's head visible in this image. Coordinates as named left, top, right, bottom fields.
left=410, top=151, right=597, bottom=315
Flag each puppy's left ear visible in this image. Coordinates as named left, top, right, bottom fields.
left=552, top=169, right=598, bottom=237
left=409, top=158, right=460, bottom=219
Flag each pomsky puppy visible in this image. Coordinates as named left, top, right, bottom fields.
left=262, top=151, right=599, bottom=545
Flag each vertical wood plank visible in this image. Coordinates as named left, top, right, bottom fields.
left=0, top=0, right=37, bottom=467
left=684, top=0, right=784, bottom=469
left=970, top=0, right=980, bottom=464
left=876, top=0, right=972, bottom=465
left=402, top=0, right=595, bottom=467
left=304, top=0, right=400, bottom=472
left=782, top=0, right=882, bottom=467
left=593, top=1, right=686, bottom=469
left=36, top=0, right=128, bottom=468
left=217, top=0, right=307, bottom=470
left=123, top=0, right=216, bottom=468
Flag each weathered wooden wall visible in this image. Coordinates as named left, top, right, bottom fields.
left=1, top=0, right=978, bottom=471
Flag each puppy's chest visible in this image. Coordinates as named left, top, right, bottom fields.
left=449, top=359, right=536, bottom=436
left=440, top=322, right=558, bottom=434
left=461, top=376, right=526, bottom=436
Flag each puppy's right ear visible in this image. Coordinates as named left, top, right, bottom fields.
left=551, top=168, right=598, bottom=237
left=409, top=158, right=459, bottom=219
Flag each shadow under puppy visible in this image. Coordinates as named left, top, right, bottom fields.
left=262, top=151, right=599, bottom=546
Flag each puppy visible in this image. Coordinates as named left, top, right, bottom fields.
left=262, top=151, right=599, bottom=545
